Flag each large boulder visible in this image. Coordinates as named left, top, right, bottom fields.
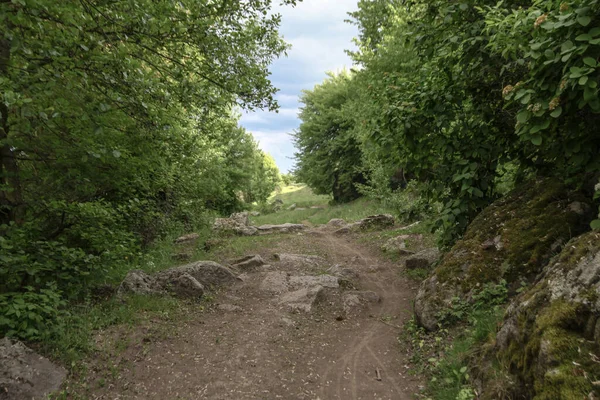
left=0, top=338, right=67, bottom=400
left=477, top=231, right=600, bottom=399
left=117, top=269, right=160, bottom=296
left=415, top=179, right=593, bottom=331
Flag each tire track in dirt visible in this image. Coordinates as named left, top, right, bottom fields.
left=317, top=232, right=414, bottom=400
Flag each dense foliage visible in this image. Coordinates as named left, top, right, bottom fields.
left=0, top=0, right=290, bottom=339
left=294, top=0, right=600, bottom=243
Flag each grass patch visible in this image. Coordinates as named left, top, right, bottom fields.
left=270, top=184, right=331, bottom=207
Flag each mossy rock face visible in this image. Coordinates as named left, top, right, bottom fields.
left=485, top=231, right=600, bottom=399
left=414, top=179, right=593, bottom=331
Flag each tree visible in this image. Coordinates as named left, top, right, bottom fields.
left=294, top=71, right=366, bottom=203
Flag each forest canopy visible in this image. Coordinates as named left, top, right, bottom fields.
left=0, top=0, right=290, bottom=339
left=294, top=0, right=600, bottom=243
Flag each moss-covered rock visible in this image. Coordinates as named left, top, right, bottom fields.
left=415, top=179, right=593, bottom=331
left=484, top=231, right=600, bottom=399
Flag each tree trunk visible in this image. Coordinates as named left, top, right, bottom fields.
left=0, top=36, right=23, bottom=226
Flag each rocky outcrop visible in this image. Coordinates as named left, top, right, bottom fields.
left=333, top=214, right=395, bottom=235
left=405, top=248, right=440, bottom=270
left=414, top=179, right=593, bottom=331
left=477, top=231, right=600, bottom=399
left=257, top=223, right=306, bottom=234
left=118, top=261, right=238, bottom=299
left=231, top=255, right=265, bottom=270
left=0, top=338, right=66, bottom=400
left=213, top=214, right=258, bottom=236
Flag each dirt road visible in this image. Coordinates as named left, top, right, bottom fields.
left=88, top=227, right=421, bottom=399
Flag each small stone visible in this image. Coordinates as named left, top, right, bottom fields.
left=231, top=254, right=265, bottom=270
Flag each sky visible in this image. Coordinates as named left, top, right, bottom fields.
left=239, top=0, right=359, bottom=173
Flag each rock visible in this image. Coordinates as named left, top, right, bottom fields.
left=164, top=273, right=205, bottom=299
left=217, top=304, right=242, bottom=312
left=231, top=254, right=265, bottom=270
left=230, top=212, right=250, bottom=226
left=327, top=265, right=359, bottom=281
left=260, top=271, right=289, bottom=294
left=381, top=235, right=413, bottom=254
left=249, top=211, right=261, bottom=217
left=288, top=275, right=339, bottom=289
left=273, top=253, right=328, bottom=269
left=155, top=261, right=239, bottom=290
left=333, top=222, right=361, bottom=235
left=405, top=248, right=441, bottom=270
left=357, top=214, right=395, bottom=230
left=279, top=286, right=326, bottom=313
left=0, top=338, right=67, bottom=400
left=256, top=223, right=306, bottom=234
left=343, top=291, right=381, bottom=314
left=174, top=233, right=200, bottom=244
left=117, top=270, right=160, bottom=296
left=213, top=217, right=258, bottom=236
left=480, top=231, right=600, bottom=399
left=414, top=178, right=593, bottom=331
left=287, top=203, right=297, bottom=211
left=328, top=218, right=346, bottom=227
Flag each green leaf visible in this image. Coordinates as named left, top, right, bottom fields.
left=583, top=57, right=597, bottom=67
left=531, top=134, right=543, bottom=146
left=577, top=16, right=592, bottom=26
left=112, top=150, right=121, bottom=158
left=576, top=34, right=593, bottom=41
left=550, top=107, right=562, bottom=118
left=516, top=110, right=530, bottom=123
left=580, top=76, right=589, bottom=85
left=591, top=220, right=600, bottom=230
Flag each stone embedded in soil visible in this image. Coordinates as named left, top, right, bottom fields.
left=342, top=291, right=381, bottom=314
left=0, top=338, right=67, bottom=400
left=118, top=269, right=161, bottom=297
left=174, top=233, right=200, bottom=244
left=279, top=285, right=326, bottom=313
left=273, top=253, right=328, bottom=269
left=231, top=254, right=265, bottom=270
left=381, top=235, right=413, bottom=254
left=327, top=265, right=359, bottom=281
left=288, top=275, right=339, bottom=289
left=259, top=271, right=289, bottom=294
left=327, top=218, right=346, bottom=227
left=165, top=273, right=205, bottom=298
left=159, top=261, right=239, bottom=289
left=405, top=248, right=441, bottom=270
left=256, top=223, right=306, bottom=234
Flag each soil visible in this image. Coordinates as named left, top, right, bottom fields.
left=85, top=225, right=422, bottom=399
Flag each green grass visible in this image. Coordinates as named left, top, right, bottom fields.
left=253, top=187, right=396, bottom=226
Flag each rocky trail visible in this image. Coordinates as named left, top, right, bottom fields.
left=84, top=219, right=423, bottom=399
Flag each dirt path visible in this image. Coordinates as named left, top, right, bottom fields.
left=88, top=227, right=421, bottom=399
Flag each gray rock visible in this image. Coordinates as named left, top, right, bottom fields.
left=333, top=222, right=361, bottom=235
left=405, top=248, right=441, bottom=270
left=279, top=286, right=326, bottom=313
left=287, top=203, right=297, bottom=211
left=342, top=291, right=381, bottom=314
left=273, top=253, right=328, bottom=269
left=164, top=273, right=205, bottom=299
left=327, top=265, right=359, bottom=281
left=231, top=254, right=265, bottom=270
left=327, top=218, right=346, bottom=227
left=117, top=270, right=160, bottom=296
left=0, top=338, right=67, bottom=400
left=260, top=271, right=289, bottom=294
left=358, top=214, right=395, bottom=230
left=289, top=275, right=339, bottom=289
left=381, top=235, right=413, bottom=254
left=230, top=212, right=250, bottom=226
left=257, top=223, right=306, bottom=234
left=174, top=233, right=200, bottom=244
left=213, top=217, right=258, bottom=236
left=156, top=261, right=239, bottom=289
